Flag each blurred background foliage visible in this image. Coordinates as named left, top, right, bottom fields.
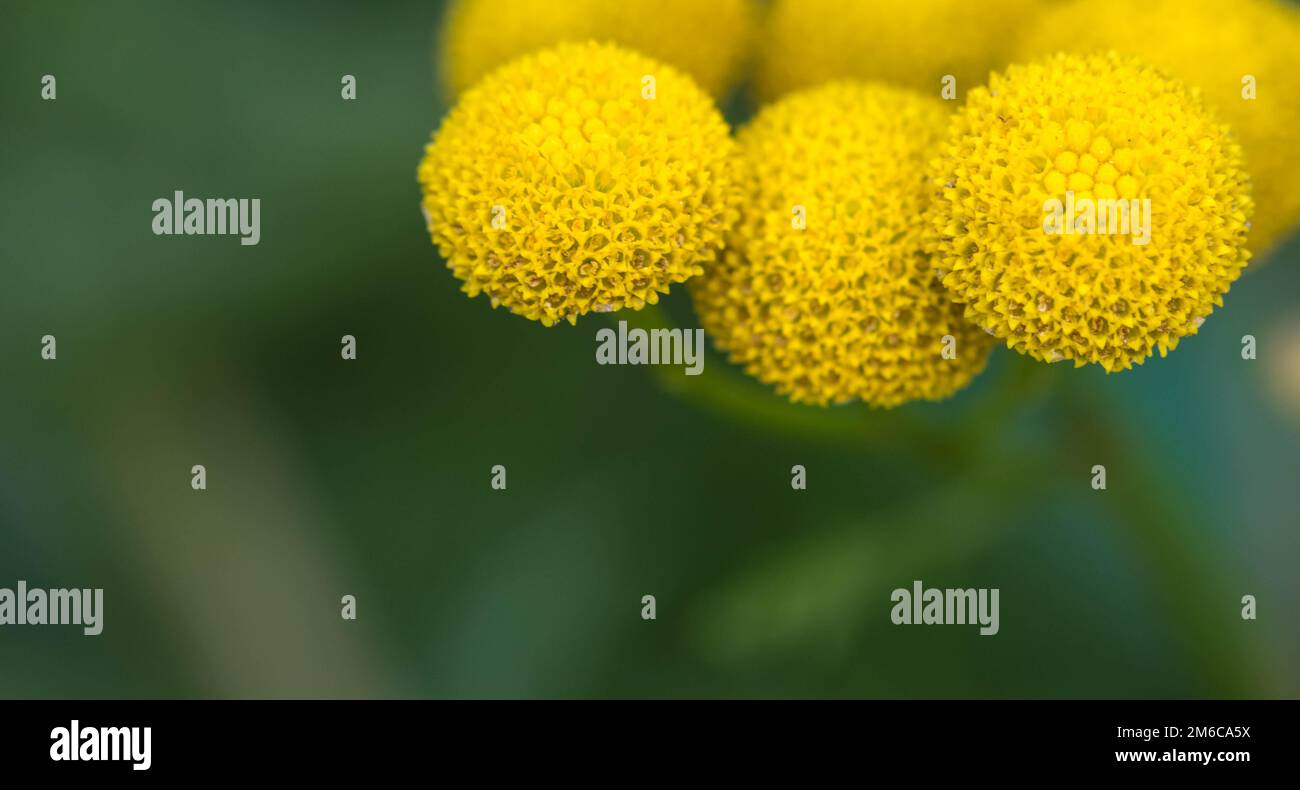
left=1, top=0, right=1297, bottom=698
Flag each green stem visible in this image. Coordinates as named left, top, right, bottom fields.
left=622, top=302, right=1265, bottom=695
left=618, top=302, right=1029, bottom=462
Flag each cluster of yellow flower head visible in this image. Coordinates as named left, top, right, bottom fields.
left=691, top=83, right=995, bottom=406
left=932, top=52, right=1252, bottom=372
left=420, top=43, right=740, bottom=327
left=1017, top=0, right=1300, bottom=255
left=419, top=0, right=1299, bottom=407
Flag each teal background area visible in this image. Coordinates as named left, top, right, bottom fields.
left=0, top=0, right=1297, bottom=698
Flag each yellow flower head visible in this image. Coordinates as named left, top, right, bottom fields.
left=756, top=0, right=1046, bottom=102
left=1017, top=0, right=1300, bottom=254
left=929, top=52, right=1253, bottom=372
left=418, top=42, right=741, bottom=327
left=439, top=0, right=758, bottom=99
left=691, top=82, right=994, bottom=408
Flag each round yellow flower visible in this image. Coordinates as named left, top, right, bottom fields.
left=439, top=0, right=757, bottom=99
left=1017, top=0, right=1300, bottom=254
left=691, top=82, right=994, bottom=407
left=929, top=52, right=1253, bottom=372
left=418, top=42, right=741, bottom=327
left=756, top=0, right=1046, bottom=102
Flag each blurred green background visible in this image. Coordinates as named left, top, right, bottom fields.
left=1, top=0, right=1297, bottom=698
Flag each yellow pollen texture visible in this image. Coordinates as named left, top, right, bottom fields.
left=691, top=82, right=995, bottom=407
left=418, top=42, right=741, bottom=327
left=929, top=52, right=1254, bottom=372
